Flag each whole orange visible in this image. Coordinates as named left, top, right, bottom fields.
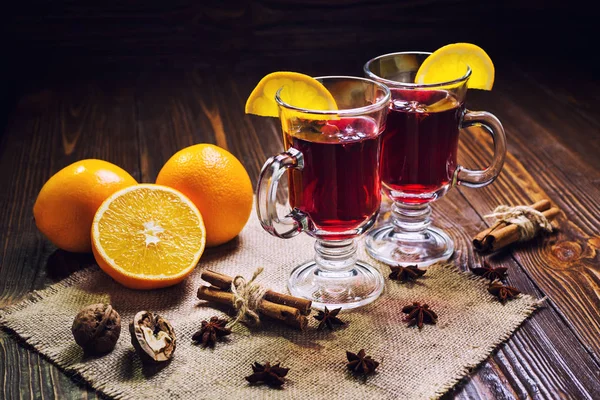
left=156, top=144, right=253, bottom=247
left=33, top=159, right=137, bottom=253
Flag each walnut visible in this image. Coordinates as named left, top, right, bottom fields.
left=129, top=311, right=176, bottom=364
left=71, top=303, right=121, bottom=355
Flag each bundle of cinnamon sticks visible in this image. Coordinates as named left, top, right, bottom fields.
left=197, top=270, right=311, bottom=330
left=473, top=199, right=560, bottom=253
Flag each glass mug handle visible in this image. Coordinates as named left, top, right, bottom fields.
left=256, top=147, right=309, bottom=239
left=454, top=110, right=507, bottom=188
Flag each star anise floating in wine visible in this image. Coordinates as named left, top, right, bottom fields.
left=402, top=302, right=438, bottom=329
left=389, top=265, right=426, bottom=282
left=471, top=262, right=508, bottom=282
left=192, top=316, right=231, bottom=347
left=346, top=349, right=380, bottom=376
left=245, top=361, right=289, bottom=388
left=314, top=306, right=345, bottom=331
left=488, top=282, right=521, bottom=304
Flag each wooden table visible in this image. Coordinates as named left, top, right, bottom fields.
left=0, top=53, right=599, bottom=398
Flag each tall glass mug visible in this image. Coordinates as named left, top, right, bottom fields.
left=256, top=76, right=391, bottom=309
left=363, top=52, right=507, bottom=267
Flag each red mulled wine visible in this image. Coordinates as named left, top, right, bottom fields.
left=284, top=117, right=381, bottom=237
left=380, top=89, right=464, bottom=204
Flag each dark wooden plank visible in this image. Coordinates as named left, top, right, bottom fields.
left=458, top=85, right=600, bottom=359
left=135, top=66, right=286, bottom=183
left=490, top=62, right=600, bottom=171
left=1, top=330, right=101, bottom=400
left=0, top=89, right=60, bottom=304
left=135, top=66, right=217, bottom=183
left=434, top=197, right=600, bottom=398
left=0, top=74, right=139, bottom=399
left=429, top=191, right=600, bottom=398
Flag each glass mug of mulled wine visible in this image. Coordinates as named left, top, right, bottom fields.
left=363, top=52, right=507, bottom=267
left=256, top=76, right=391, bottom=310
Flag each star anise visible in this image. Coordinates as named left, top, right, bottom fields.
left=471, top=262, right=508, bottom=282
left=346, top=349, right=380, bottom=376
left=192, top=316, right=231, bottom=347
left=245, top=361, right=289, bottom=387
left=488, top=282, right=521, bottom=304
left=402, top=302, right=438, bottom=329
left=314, top=306, right=345, bottom=331
left=389, top=265, right=426, bottom=282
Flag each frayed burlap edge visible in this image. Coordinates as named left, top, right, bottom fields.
left=427, top=263, right=544, bottom=398
left=0, top=266, right=134, bottom=400
left=0, top=262, right=543, bottom=400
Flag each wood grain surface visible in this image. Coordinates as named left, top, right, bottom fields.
left=1, top=60, right=598, bottom=399
left=1, top=3, right=599, bottom=398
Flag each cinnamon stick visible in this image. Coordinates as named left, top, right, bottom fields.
left=474, top=206, right=560, bottom=253
left=200, top=270, right=312, bottom=315
left=197, top=286, right=308, bottom=330
left=473, top=199, right=551, bottom=252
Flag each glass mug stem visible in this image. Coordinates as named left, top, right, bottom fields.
left=391, top=202, right=432, bottom=233
left=314, top=239, right=358, bottom=273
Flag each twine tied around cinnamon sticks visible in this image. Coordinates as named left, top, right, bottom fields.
left=197, top=269, right=311, bottom=330
left=473, top=199, right=560, bottom=253
left=486, top=205, right=553, bottom=239
left=229, top=268, right=268, bottom=327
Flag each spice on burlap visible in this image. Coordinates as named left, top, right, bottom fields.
left=314, top=307, right=345, bottom=331
left=0, top=209, right=540, bottom=400
left=192, top=316, right=231, bottom=347
left=488, top=282, right=522, bottom=304
left=346, top=349, right=380, bottom=376
left=245, top=361, right=290, bottom=388
left=389, top=265, right=426, bottom=282
left=402, top=302, right=438, bottom=329
left=471, top=262, right=508, bottom=282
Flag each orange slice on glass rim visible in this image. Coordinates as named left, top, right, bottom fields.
left=245, top=71, right=338, bottom=117
left=415, top=43, right=495, bottom=90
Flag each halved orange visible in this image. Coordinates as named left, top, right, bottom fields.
left=91, top=184, right=206, bottom=289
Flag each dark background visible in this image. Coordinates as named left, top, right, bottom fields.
left=3, top=1, right=593, bottom=80
left=2, top=1, right=593, bottom=138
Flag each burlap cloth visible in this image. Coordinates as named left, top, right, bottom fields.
left=0, top=209, right=540, bottom=399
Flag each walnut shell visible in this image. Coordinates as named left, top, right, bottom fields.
left=129, top=311, right=176, bottom=364
left=71, top=303, right=121, bottom=355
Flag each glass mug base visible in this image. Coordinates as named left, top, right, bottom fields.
left=287, top=259, right=384, bottom=310
left=365, top=224, right=454, bottom=268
